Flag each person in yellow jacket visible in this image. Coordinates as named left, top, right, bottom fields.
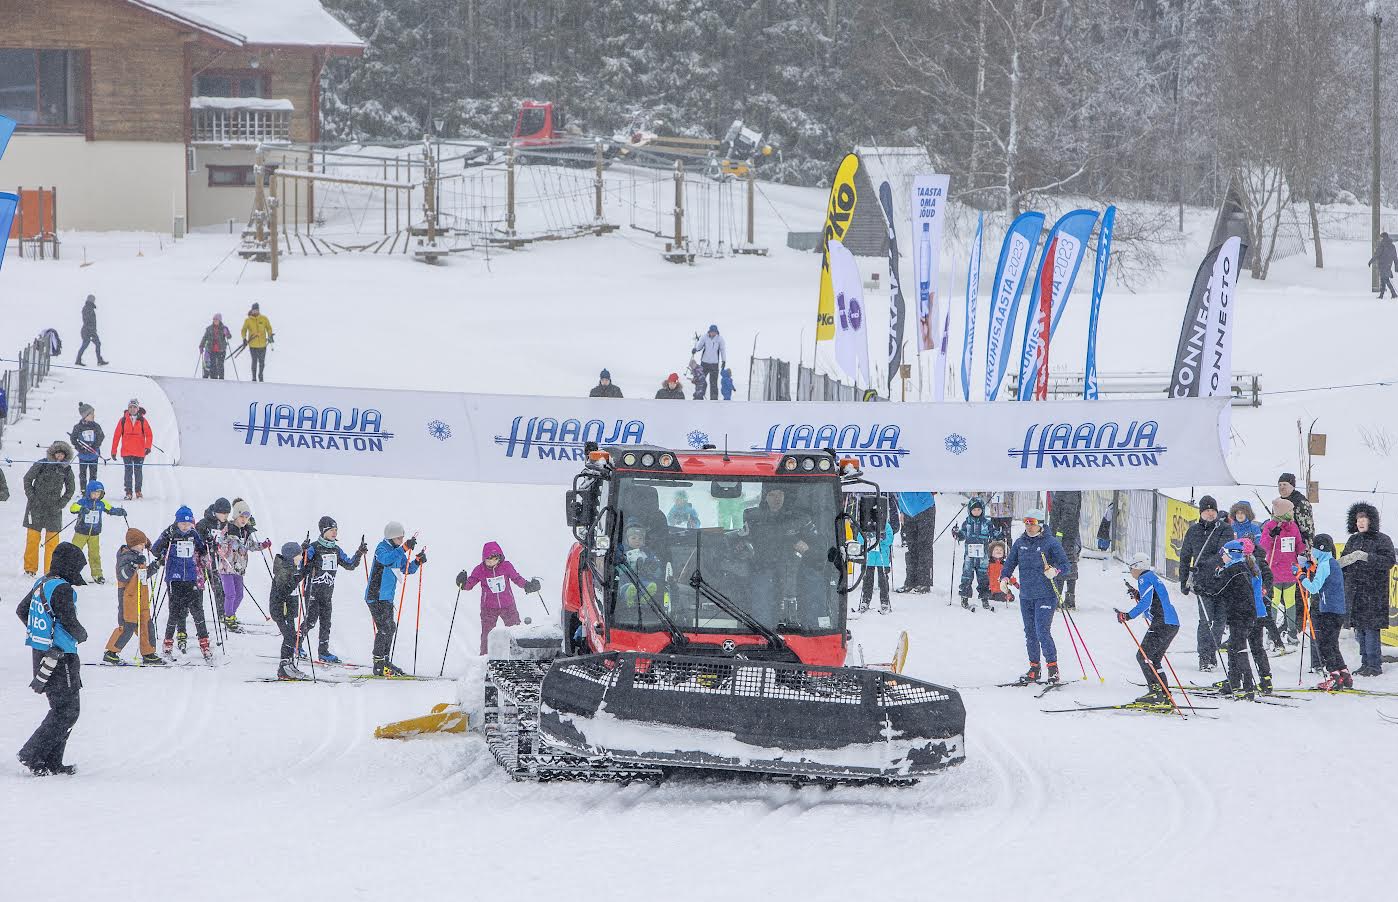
left=240, top=302, right=274, bottom=382
left=102, top=528, right=165, bottom=665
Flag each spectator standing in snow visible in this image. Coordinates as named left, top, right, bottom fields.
left=1341, top=502, right=1395, bottom=676
left=589, top=369, right=623, bottom=398
left=692, top=324, right=727, bottom=400
left=859, top=519, right=896, bottom=614
left=1369, top=231, right=1397, bottom=299
left=1048, top=491, right=1082, bottom=609
left=69, top=402, right=105, bottom=488
left=199, top=314, right=233, bottom=380
left=1177, top=495, right=1234, bottom=672
left=16, top=541, right=89, bottom=776
left=456, top=541, right=540, bottom=655
left=895, top=492, right=936, bottom=593
left=240, top=302, right=274, bottom=382
left=720, top=367, right=735, bottom=400
left=74, top=295, right=108, bottom=367
left=22, top=441, right=76, bottom=578
left=1277, top=473, right=1314, bottom=544
left=110, top=399, right=153, bottom=501
left=654, top=373, right=686, bottom=399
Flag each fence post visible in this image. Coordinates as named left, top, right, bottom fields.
left=746, top=167, right=755, bottom=246
left=1150, top=491, right=1161, bottom=568
left=594, top=140, right=604, bottom=225
left=673, top=159, right=684, bottom=248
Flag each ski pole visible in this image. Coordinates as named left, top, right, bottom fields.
left=530, top=589, right=551, bottom=616
left=1158, top=651, right=1194, bottom=712
left=1062, top=607, right=1103, bottom=683
left=391, top=562, right=410, bottom=659
left=1060, top=598, right=1088, bottom=680
left=413, top=563, right=425, bottom=676
left=947, top=535, right=961, bottom=606
left=1041, top=552, right=1089, bottom=680
left=439, top=587, right=463, bottom=677
left=1119, top=618, right=1187, bottom=716
left=1196, top=596, right=1230, bottom=681
left=238, top=581, right=273, bottom=622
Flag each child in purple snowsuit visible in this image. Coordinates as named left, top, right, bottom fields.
left=456, top=541, right=541, bottom=654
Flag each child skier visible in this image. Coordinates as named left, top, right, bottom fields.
left=102, top=528, right=164, bottom=666
left=365, top=521, right=424, bottom=676
left=68, top=480, right=126, bottom=584
left=216, top=500, right=268, bottom=634
left=1215, top=539, right=1273, bottom=697
left=987, top=540, right=1017, bottom=603
left=150, top=505, right=212, bottom=661
left=1299, top=534, right=1351, bottom=691
left=1117, top=552, right=1178, bottom=705
left=1259, top=497, right=1305, bottom=644
left=300, top=516, right=368, bottom=663
left=1228, top=500, right=1280, bottom=651
left=858, top=519, right=895, bottom=614
left=269, top=542, right=310, bottom=681
left=456, top=541, right=541, bottom=655
left=952, top=497, right=999, bottom=610
left=69, top=402, right=105, bottom=488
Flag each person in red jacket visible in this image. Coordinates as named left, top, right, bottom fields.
left=110, top=398, right=153, bottom=500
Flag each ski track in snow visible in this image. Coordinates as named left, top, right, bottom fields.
left=3, top=197, right=1398, bottom=899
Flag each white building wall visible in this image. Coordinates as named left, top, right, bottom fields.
left=3, top=134, right=186, bottom=233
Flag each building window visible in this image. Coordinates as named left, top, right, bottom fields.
left=195, top=71, right=266, bottom=99
left=0, top=49, right=86, bottom=129
left=207, top=163, right=278, bottom=188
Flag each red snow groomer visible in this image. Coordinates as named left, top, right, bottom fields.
left=483, top=445, right=965, bottom=785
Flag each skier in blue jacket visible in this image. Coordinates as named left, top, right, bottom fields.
left=1300, top=534, right=1351, bottom=691
left=1117, top=552, right=1179, bottom=704
left=952, top=497, right=1000, bottom=610
left=365, top=520, right=425, bottom=676
left=1000, top=508, right=1071, bottom=684
left=858, top=521, right=896, bottom=614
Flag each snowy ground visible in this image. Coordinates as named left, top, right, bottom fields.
left=1, top=185, right=1396, bottom=900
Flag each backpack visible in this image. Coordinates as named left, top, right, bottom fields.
left=41, top=328, right=61, bottom=355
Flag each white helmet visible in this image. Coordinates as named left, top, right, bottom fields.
left=1127, top=552, right=1151, bottom=571
left=383, top=520, right=406, bottom=541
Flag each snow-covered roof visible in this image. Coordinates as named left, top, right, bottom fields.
left=125, top=0, right=364, bottom=51
left=190, top=97, right=295, bottom=111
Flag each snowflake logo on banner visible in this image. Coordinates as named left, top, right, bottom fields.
left=944, top=433, right=968, bottom=455
left=427, top=420, right=453, bottom=442
left=687, top=430, right=710, bottom=449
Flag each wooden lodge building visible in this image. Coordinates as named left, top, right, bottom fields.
left=2, top=0, right=363, bottom=232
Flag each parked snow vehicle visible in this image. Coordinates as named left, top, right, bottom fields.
left=484, top=445, right=965, bottom=785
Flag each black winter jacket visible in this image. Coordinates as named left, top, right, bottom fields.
left=589, top=382, right=623, bottom=398
left=22, top=442, right=76, bottom=531
left=269, top=554, right=306, bottom=621
left=654, top=384, right=686, bottom=400
left=81, top=299, right=98, bottom=339
left=1178, top=518, right=1235, bottom=596
left=1342, top=503, right=1395, bottom=630
left=1215, top=560, right=1260, bottom=619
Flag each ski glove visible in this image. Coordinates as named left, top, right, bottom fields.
left=1268, top=525, right=1283, bottom=537
left=1126, top=586, right=1141, bottom=601
left=357, top=541, right=368, bottom=555
left=404, top=537, right=417, bottom=551
left=525, top=578, right=542, bottom=594
left=414, top=550, right=427, bottom=565
left=111, top=506, right=128, bottom=518
left=951, top=527, right=963, bottom=542
left=1179, top=580, right=1191, bottom=596
left=146, top=562, right=160, bottom=577
left=259, top=540, right=273, bottom=551
left=455, top=570, right=469, bottom=590
left=1115, top=609, right=1130, bottom=624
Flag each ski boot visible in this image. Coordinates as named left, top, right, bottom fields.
left=1259, top=675, right=1274, bottom=696
left=176, top=631, right=187, bottom=654
left=162, top=637, right=175, bottom=659
left=1211, top=678, right=1231, bottom=693
left=1045, top=662, right=1060, bottom=684
left=140, top=654, right=167, bottom=666
left=199, top=636, right=213, bottom=663
left=92, top=576, right=105, bottom=585
left=23, top=570, right=37, bottom=578
left=372, top=657, right=406, bottom=678
left=1316, top=669, right=1352, bottom=692
left=1134, top=684, right=1168, bottom=705
left=223, top=615, right=245, bottom=634
left=960, top=592, right=972, bottom=610
left=101, top=651, right=125, bottom=666
left=856, top=600, right=870, bottom=614
left=135, top=491, right=143, bottom=500
left=296, top=640, right=310, bottom=661
left=879, top=600, right=892, bottom=615
left=123, top=492, right=133, bottom=501
left=1015, top=662, right=1042, bottom=686
left=318, top=650, right=341, bottom=665
left=277, top=658, right=310, bottom=681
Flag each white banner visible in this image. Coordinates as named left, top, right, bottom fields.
left=828, top=239, right=870, bottom=387
left=153, top=378, right=1236, bottom=492
left=911, top=174, right=951, bottom=353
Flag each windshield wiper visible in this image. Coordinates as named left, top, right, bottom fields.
left=688, top=530, right=786, bottom=652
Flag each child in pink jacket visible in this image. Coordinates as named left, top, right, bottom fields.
left=456, top=541, right=540, bottom=654
left=1259, top=497, right=1305, bottom=643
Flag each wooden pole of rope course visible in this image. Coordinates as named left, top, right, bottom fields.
left=506, top=144, right=517, bottom=238
left=746, top=167, right=755, bottom=246
left=673, top=159, right=683, bottom=247
left=253, top=148, right=267, bottom=245
left=594, top=139, right=604, bottom=226
left=268, top=165, right=280, bottom=281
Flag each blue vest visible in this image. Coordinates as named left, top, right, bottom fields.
left=25, top=577, right=78, bottom=654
